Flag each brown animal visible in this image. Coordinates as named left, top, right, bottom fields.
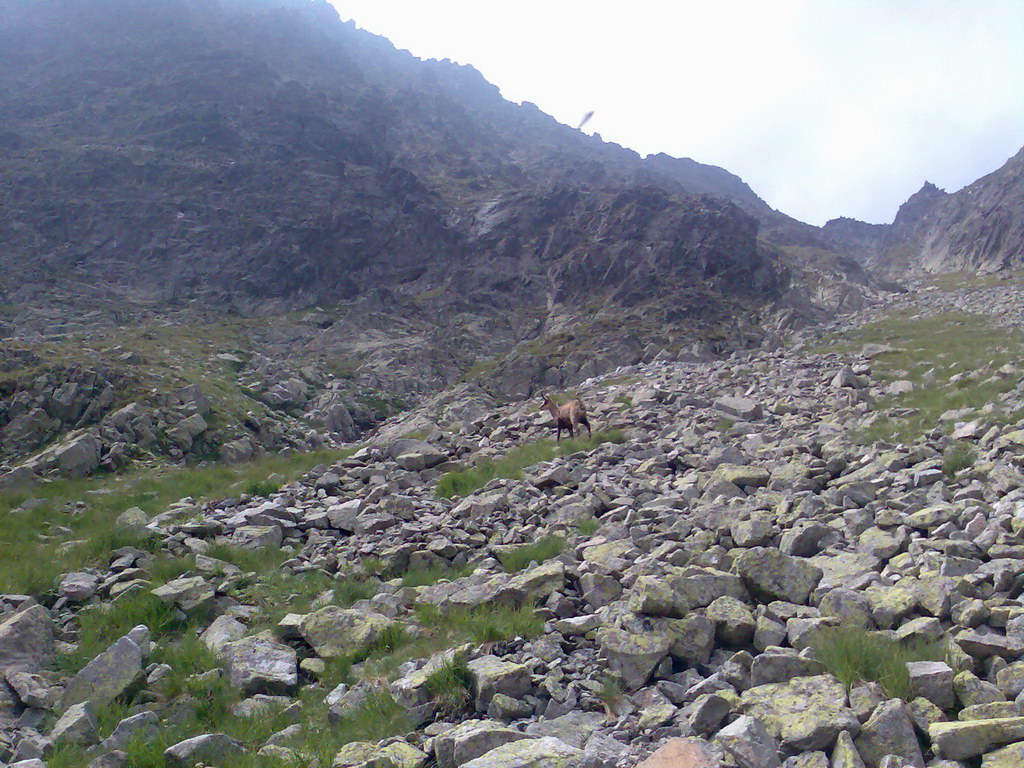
left=541, top=393, right=592, bottom=441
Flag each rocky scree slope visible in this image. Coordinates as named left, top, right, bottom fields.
left=5, top=283, right=1024, bottom=767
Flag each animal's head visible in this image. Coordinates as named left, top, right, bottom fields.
left=540, top=393, right=554, bottom=408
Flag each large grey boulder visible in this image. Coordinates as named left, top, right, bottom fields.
left=61, top=636, right=144, bottom=711
left=164, top=733, right=243, bottom=767
left=715, top=715, right=781, bottom=768
left=853, top=699, right=924, bottom=768
left=0, top=604, right=54, bottom=673
left=221, top=637, right=297, bottom=696
left=50, top=701, right=98, bottom=745
left=460, top=736, right=583, bottom=768
left=734, top=548, right=822, bottom=604
left=740, top=675, right=859, bottom=751
left=55, top=433, right=102, bottom=478
left=433, top=719, right=530, bottom=768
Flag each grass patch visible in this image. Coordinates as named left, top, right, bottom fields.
left=435, top=430, right=625, bottom=499
left=575, top=518, right=601, bottom=536
left=425, top=652, right=473, bottom=718
left=414, top=603, right=544, bottom=646
left=498, top=535, right=566, bottom=573
left=0, top=448, right=355, bottom=595
left=399, top=564, right=473, bottom=589
left=943, top=443, right=977, bottom=478
left=713, top=417, right=735, bottom=432
left=243, top=478, right=281, bottom=497
left=810, top=626, right=946, bottom=700
left=57, top=592, right=192, bottom=675
left=818, top=312, right=1024, bottom=444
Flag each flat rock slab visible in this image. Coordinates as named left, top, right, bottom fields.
left=164, top=732, right=243, bottom=767
left=461, top=736, right=583, bottom=768
left=930, top=717, right=1024, bottom=760
left=740, top=674, right=859, bottom=751
left=62, top=636, right=143, bottom=711
left=0, top=604, right=54, bottom=673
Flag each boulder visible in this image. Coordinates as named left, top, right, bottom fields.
left=715, top=715, right=781, bottom=768
left=734, top=548, right=822, bottom=604
left=460, top=736, right=583, bottom=768
left=61, top=636, right=144, bottom=710
left=0, top=604, right=54, bottom=673
left=433, top=719, right=530, bottom=768
left=597, top=626, right=672, bottom=691
left=221, top=637, right=298, bottom=696
left=164, top=733, right=243, bottom=767
left=853, top=699, right=924, bottom=768
left=740, top=675, right=859, bottom=751
left=299, top=607, right=394, bottom=658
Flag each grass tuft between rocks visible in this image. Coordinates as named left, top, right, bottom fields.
left=435, top=430, right=625, bottom=499
left=810, top=626, right=947, bottom=700
left=498, top=535, right=566, bottom=573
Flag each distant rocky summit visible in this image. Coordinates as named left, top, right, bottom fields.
left=823, top=148, right=1024, bottom=275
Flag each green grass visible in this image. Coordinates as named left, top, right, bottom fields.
left=243, top=478, right=282, bottom=497
left=498, top=535, right=566, bottom=573
left=818, top=312, right=1024, bottom=444
left=943, top=443, right=977, bottom=478
left=0, top=447, right=355, bottom=595
left=399, top=564, right=473, bottom=589
left=435, top=430, right=625, bottom=499
left=714, top=417, right=735, bottom=432
left=414, top=603, right=545, bottom=646
left=56, top=592, right=193, bottom=675
left=425, top=652, right=473, bottom=718
left=810, top=626, right=946, bottom=700
left=575, top=518, right=601, bottom=536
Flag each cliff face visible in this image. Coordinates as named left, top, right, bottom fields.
left=0, top=0, right=789, bottom=315
left=821, top=149, right=1024, bottom=275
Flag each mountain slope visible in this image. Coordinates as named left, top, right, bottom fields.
left=821, top=147, right=1024, bottom=274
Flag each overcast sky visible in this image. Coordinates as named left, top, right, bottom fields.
left=328, top=0, right=1024, bottom=226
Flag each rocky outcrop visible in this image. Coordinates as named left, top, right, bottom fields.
left=822, top=147, right=1024, bottom=275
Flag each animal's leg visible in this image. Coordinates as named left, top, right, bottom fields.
left=582, top=417, right=592, bottom=439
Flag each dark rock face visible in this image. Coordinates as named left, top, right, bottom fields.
left=0, top=0, right=781, bottom=312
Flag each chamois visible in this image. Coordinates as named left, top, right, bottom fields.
left=541, top=393, right=592, bottom=441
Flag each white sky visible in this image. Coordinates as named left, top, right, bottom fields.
left=327, top=1, right=1024, bottom=226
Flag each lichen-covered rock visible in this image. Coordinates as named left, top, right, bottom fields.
left=221, top=636, right=297, bottom=696
left=596, top=626, right=672, bottom=691
left=460, top=736, right=583, bottom=768
left=715, top=715, right=780, bottom=768
left=740, top=675, right=859, bottom=751
left=434, top=719, right=530, bottom=768
left=734, top=548, right=822, bottom=604
left=151, top=576, right=215, bottom=614
left=853, top=698, right=923, bottom=768
left=61, top=636, right=144, bottom=710
left=930, top=717, right=1024, bottom=760
left=467, top=655, right=532, bottom=711
left=299, top=607, right=394, bottom=658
